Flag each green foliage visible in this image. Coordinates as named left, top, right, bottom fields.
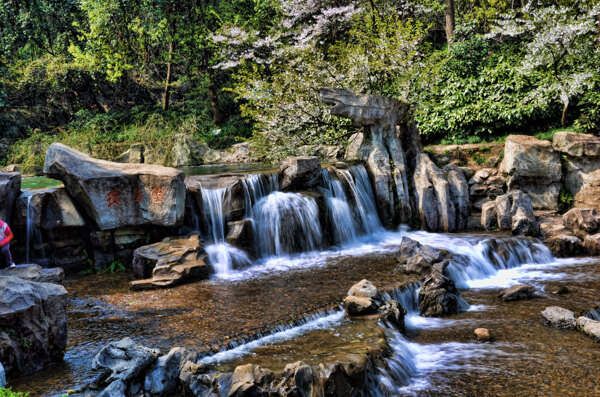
left=0, top=387, right=29, bottom=397
left=99, top=260, right=127, bottom=274
left=558, top=188, right=574, bottom=214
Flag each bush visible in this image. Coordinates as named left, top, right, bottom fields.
left=0, top=387, right=29, bottom=397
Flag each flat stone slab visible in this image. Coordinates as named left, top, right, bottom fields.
left=44, top=143, right=185, bottom=230
left=0, top=264, right=64, bottom=284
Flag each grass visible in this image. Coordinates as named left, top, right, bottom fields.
left=0, top=388, right=29, bottom=397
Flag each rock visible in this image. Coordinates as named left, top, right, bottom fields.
left=494, top=191, right=540, bottom=236
left=378, top=300, right=407, bottom=333
left=546, top=284, right=569, bottom=294
left=397, top=237, right=444, bottom=275
left=0, top=264, right=64, bottom=284
left=119, top=143, right=144, bottom=164
left=418, top=272, right=460, bottom=317
left=228, top=364, right=274, bottom=397
left=320, top=88, right=412, bottom=226
left=98, top=380, right=127, bottom=397
left=0, top=171, right=21, bottom=221
left=444, top=164, right=470, bottom=230
left=169, top=134, right=207, bottom=167
left=347, top=279, right=380, bottom=300
left=541, top=306, right=576, bottom=329
left=130, top=235, right=208, bottom=290
left=474, top=328, right=491, bottom=342
left=481, top=201, right=498, bottom=230
left=280, top=156, right=322, bottom=191
left=0, top=277, right=68, bottom=376
left=576, top=316, right=600, bottom=341
left=345, top=133, right=364, bottom=161
left=221, top=142, right=253, bottom=164
left=583, top=233, right=600, bottom=256
left=44, top=143, right=186, bottom=230
left=562, top=208, right=600, bottom=238
left=226, top=219, right=254, bottom=254
left=499, top=284, right=536, bottom=302
left=0, top=362, right=5, bottom=388
left=344, top=295, right=378, bottom=316
left=545, top=235, right=583, bottom=257
left=468, top=168, right=505, bottom=205
left=144, top=347, right=188, bottom=396
left=185, top=175, right=247, bottom=223
left=553, top=131, right=600, bottom=210
left=500, top=135, right=561, bottom=210
left=92, top=337, right=159, bottom=383
left=281, top=361, right=315, bottom=397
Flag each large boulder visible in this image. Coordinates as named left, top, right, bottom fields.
left=44, top=143, right=186, bottom=230
left=13, top=188, right=85, bottom=230
left=483, top=191, right=540, bottom=236
left=562, top=208, right=600, bottom=238
left=541, top=306, right=576, bottom=329
left=185, top=175, right=247, bottom=225
left=500, top=135, right=561, bottom=210
left=130, top=235, right=208, bottom=290
left=226, top=219, right=254, bottom=254
left=280, top=156, right=322, bottom=191
left=169, top=134, right=208, bottom=167
left=344, top=279, right=381, bottom=316
left=444, top=164, right=470, bottom=230
left=553, top=131, right=600, bottom=209
left=92, top=338, right=159, bottom=383
left=0, top=172, right=21, bottom=222
left=545, top=234, right=584, bottom=257
left=418, top=272, right=460, bottom=317
left=397, top=237, right=444, bottom=275
left=0, top=276, right=68, bottom=376
left=0, top=264, right=64, bottom=284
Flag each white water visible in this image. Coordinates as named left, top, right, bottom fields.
left=339, top=166, right=382, bottom=235
left=322, top=170, right=357, bottom=245
left=26, top=195, right=32, bottom=263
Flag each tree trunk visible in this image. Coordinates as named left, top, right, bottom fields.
left=209, top=84, right=222, bottom=125
left=444, top=0, right=455, bottom=45
left=162, top=41, right=174, bottom=111
left=597, top=13, right=600, bottom=43
left=562, top=100, right=569, bottom=127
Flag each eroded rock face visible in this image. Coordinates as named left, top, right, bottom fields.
left=280, top=157, right=322, bottom=191
left=0, top=264, right=63, bottom=284
left=44, top=143, right=186, bottom=230
left=418, top=272, right=460, bottom=317
left=320, top=88, right=412, bottom=227
left=130, top=235, right=208, bottom=290
left=541, top=306, right=576, bottom=329
left=92, top=337, right=159, bottom=384
left=553, top=131, right=600, bottom=210
left=500, top=135, right=561, bottom=210
left=0, top=276, right=68, bottom=376
left=0, top=172, right=21, bottom=222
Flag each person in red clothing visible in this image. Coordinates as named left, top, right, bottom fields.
left=0, top=219, right=16, bottom=268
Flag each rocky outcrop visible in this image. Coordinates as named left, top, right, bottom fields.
left=500, top=135, right=561, bottom=210
left=320, top=88, right=412, bottom=227
left=185, top=175, right=247, bottom=226
left=0, top=264, right=63, bottom=284
left=13, top=188, right=86, bottom=230
left=396, top=237, right=443, bottom=275
left=562, top=208, right=600, bottom=239
left=0, top=276, right=68, bottom=376
left=44, top=143, right=186, bottom=230
left=418, top=272, right=460, bottom=317
left=545, top=234, right=584, bottom=257
left=541, top=306, right=576, bottom=329
left=130, top=235, right=208, bottom=290
left=0, top=171, right=21, bottom=221
left=553, top=131, right=600, bottom=209
left=481, top=191, right=540, bottom=236
left=444, top=164, right=470, bottom=230
left=499, top=284, right=536, bottom=302
left=280, top=156, right=322, bottom=191
left=468, top=168, right=505, bottom=210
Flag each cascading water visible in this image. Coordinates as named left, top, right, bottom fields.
left=253, top=191, right=323, bottom=257
left=242, top=173, right=279, bottom=218
left=322, top=170, right=357, bottom=245
left=338, top=166, right=382, bottom=235
left=200, top=184, right=251, bottom=276
left=25, top=195, right=32, bottom=263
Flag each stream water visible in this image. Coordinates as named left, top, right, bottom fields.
left=10, top=166, right=600, bottom=396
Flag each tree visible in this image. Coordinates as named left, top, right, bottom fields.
left=444, top=0, right=455, bottom=44
left=488, top=2, right=600, bottom=126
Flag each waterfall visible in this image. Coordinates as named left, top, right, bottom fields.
left=322, top=170, right=357, bottom=245
left=338, top=165, right=382, bottom=235
left=585, top=307, right=600, bottom=321
left=242, top=173, right=279, bottom=218
left=25, top=195, right=32, bottom=263
left=200, top=184, right=251, bottom=276
left=253, top=192, right=323, bottom=257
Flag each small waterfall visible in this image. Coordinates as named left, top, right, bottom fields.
left=338, top=165, right=382, bottom=235
left=26, top=195, right=32, bottom=263
left=253, top=192, right=323, bottom=257
left=585, top=307, right=600, bottom=321
left=200, top=184, right=251, bottom=276
left=242, top=173, right=279, bottom=218
left=322, top=170, right=357, bottom=245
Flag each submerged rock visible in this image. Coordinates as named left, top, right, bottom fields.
left=92, top=337, right=159, bottom=383
left=418, top=272, right=460, bottom=317
left=44, top=143, right=186, bottom=230
left=541, top=306, right=576, bottom=329
left=499, top=284, right=536, bottom=302
left=500, top=135, right=561, bottom=210
left=0, top=276, right=68, bottom=376
left=546, top=284, right=569, bottom=295
left=130, top=235, right=208, bottom=290
left=0, top=264, right=64, bottom=284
